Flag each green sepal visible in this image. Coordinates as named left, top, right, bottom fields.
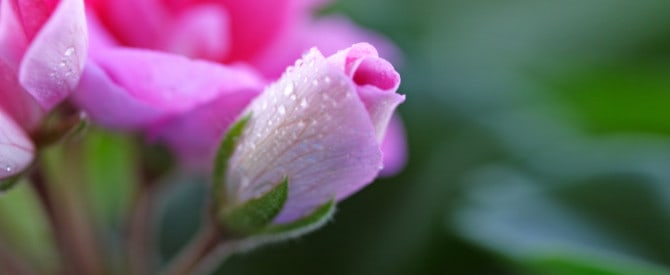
left=219, top=177, right=288, bottom=235
left=33, top=111, right=89, bottom=148
left=260, top=199, right=336, bottom=235
left=0, top=175, right=21, bottom=192
left=213, top=113, right=251, bottom=206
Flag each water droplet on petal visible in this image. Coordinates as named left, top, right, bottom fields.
left=300, top=98, right=309, bottom=108
left=283, top=83, right=294, bottom=96
left=64, top=47, right=75, bottom=57
left=278, top=105, right=286, bottom=115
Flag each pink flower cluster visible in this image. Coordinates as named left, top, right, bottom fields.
left=1, top=0, right=405, bottom=220
left=1, top=0, right=87, bottom=179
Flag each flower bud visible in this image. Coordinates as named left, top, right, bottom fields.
left=219, top=44, right=403, bottom=226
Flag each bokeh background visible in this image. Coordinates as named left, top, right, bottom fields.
left=211, top=0, right=670, bottom=274
left=3, top=0, right=670, bottom=274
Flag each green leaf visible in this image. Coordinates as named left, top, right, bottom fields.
left=220, top=177, right=288, bottom=235
left=261, top=199, right=336, bottom=236
left=213, top=113, right=251, bottom=206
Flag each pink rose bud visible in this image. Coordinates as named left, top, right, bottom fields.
left=222, top=43, right=403, bottom=224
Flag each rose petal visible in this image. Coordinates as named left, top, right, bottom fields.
left=159, top=4, right=231, bottom=61
left=74, top=48, right=264, bottom=129
left=93, top=0, right=168, bottom=48
left=85, top=8, right=119, bottom=51
left=151, top=86, right=260, bottom=169
left=15, top=0, right=59, bottom=40
left=251, top=15, right=401, bottom=78
left=226, top=48, right=382, bottom=223
left=218, top=0, right=293, bottom=62
left=19, top=0, right=88, bottom=110
left=0, top=109, right=34, bottom=179
left=72, top=60, right=164, bottom=129
left=328, top=43, right=404, bottom=140
left=379, top=115, right=407, bottom=177
left=0, top=60, right=43, bottom=129
left=91, top=48, right=262, bottom=111
left=0, top=0, right=29, bottom=69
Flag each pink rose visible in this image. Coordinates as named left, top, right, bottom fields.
left=0, top=0, right=88, bottom=180
left=75, top=0, right=407, bottom=175
left=223, top=43, right=403, bottom=223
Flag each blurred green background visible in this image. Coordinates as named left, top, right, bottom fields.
left=3, top=0, right=670, bottom=274
left=212, top=0, right=670, bottom=274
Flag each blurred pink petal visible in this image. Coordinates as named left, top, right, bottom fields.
left=15, top=0, right=59, bottom=40
left=0, top=110, right=34, bottom=180
left=215, top=0, right=294, bottom=62
left=0, top=60, right=43, bottom=130
left=252, top=15, right=401, bottom=78
left=0, top=0, right=29, bottom=69
left=158, top=4, right=230, bottom=61
left=19, top=0, right=88, bottom=109
left=379, top=115, right=407, bottom=177
left=72, top=60, right=164, bottom=129
left=91, top=0, right=168, bottom=48
left=151, top=87, right=260, bottom=169
left=84, top=8, right=118, bottom=50
left=225, top=45, right=402, bottom=223
left=74, top=48, right=264, bottom=129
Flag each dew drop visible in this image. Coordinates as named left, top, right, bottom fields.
left=300, top=98, right=309, bottom=108
left=283, top=83, right=294, bottom=96
left=64, top=47, right=75, bottom=57
left=312, top=79, right=319, bottom=87
left=324, top=76, right=332, bottom=84
left=278, top=105, right=286, bottom=115
left=4, top=165, right=13, bottom=173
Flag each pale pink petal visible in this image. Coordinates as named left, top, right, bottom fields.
left=91, top=48, right=262, bottom=112
left=72, top=60, right=164, bottom=129
left=151, top=87, right=260, bottom=169
left=328, top=43, right=403, bottom=140
left=18, top=0, right=88, bottom=110
left=0, top=109, right=34, bottom=179
left=84, top=8, right=119, bottom=51
left=159, top=4, right=230, bottom=61
left=74, top=48, right=264, bottom=129
left=379, top=115, right=407, bottom=177
left=0, top=0, right=29, bottom=69
left=0, top=60, right=43, bottom=130
left=226, top=49, right=382, bottom=223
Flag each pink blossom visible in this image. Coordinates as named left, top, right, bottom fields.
left=0, top=0, right=88, bottom=179
left=75, top=0, right=407, bottom=175
left=224, top=43, right=403, bottom=223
